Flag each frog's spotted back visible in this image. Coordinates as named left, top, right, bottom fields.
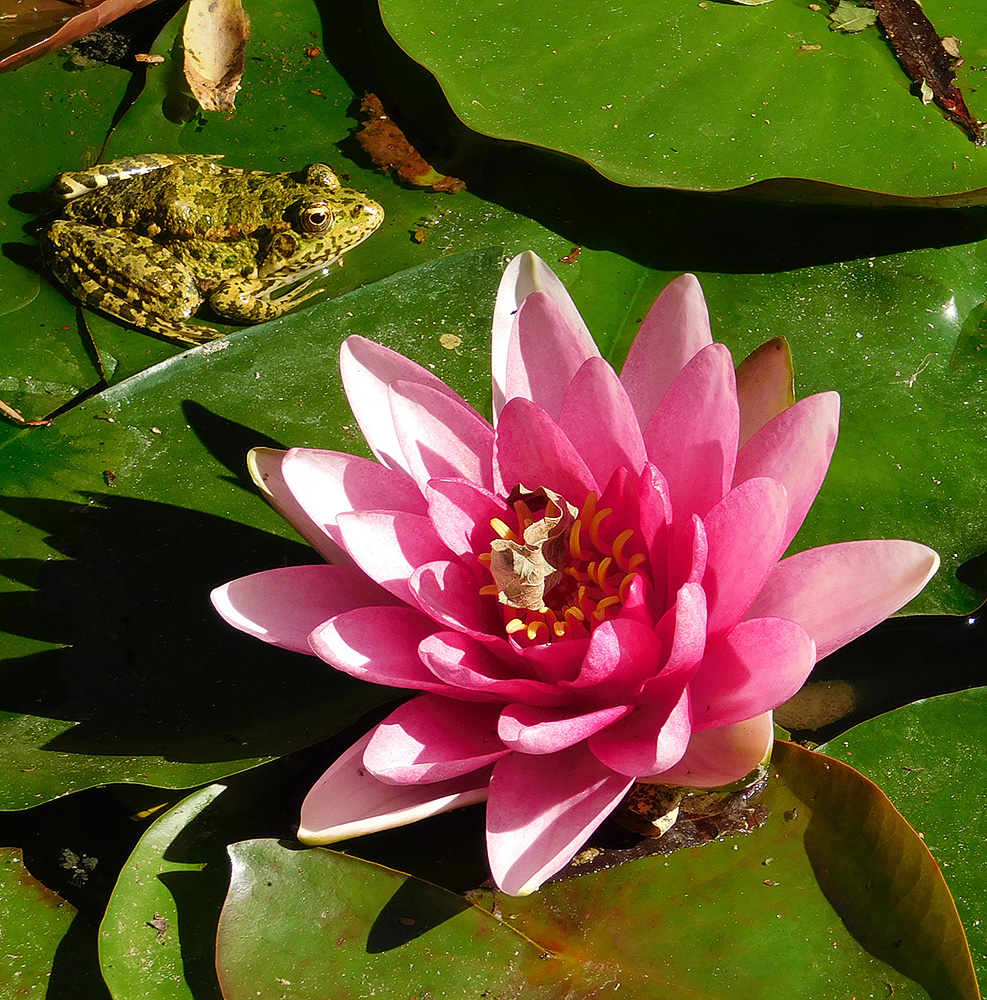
left=40, top=154, right=384, bottom=345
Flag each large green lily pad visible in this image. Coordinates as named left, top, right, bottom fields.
left=377, top=0, right=987, bottom=198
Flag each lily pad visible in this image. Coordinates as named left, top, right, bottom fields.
left=376, top=0, right=987, bottom=198
left=214, top=741, right=977, bottom=999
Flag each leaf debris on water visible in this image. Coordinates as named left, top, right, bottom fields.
left=828, top=1, right=878, bottom=33
left=870, top=0, right=985, bottom=145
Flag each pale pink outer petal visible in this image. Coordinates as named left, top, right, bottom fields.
left=486, top=744, right=634, bottom=895
left=745, top=539, right=940, bottom=660
left=735, top=337, right=795, bottom=448
left=643, top=343, right=740, bottom=521
left=702, top=477, right=789, bottom=639
left=494, top=397, right=598, bottom=499
left=588, top=686, right=692, bottom=778
left=503, top=292, right=601, bottom=420
left=390, top=381, right=495, bottom=493
left=733, top=392, right=840, bottom=552
left=364, top=696, right=510, bottom=783
left=620, top=273, right=713, bottom=428
left=280, top=448, right=426, bottom=557
left=298, top=731, right=490, bottom=845
left=309, top=605, right=451, bottom=694
left=656, top=711, right=775, bottom=789
left=492, top=252, right=595, bottom=420
left=340, top=335, right=470, bottom=473
left=211, top=565, right=400, bottom=654
left=557, top=358, right=648, bottom=487
left=336, top=511, right=451, bottom=605
left=689, top=618, right=816, bottom=731
left=497, top=703, right=632, bottom=754
left=247, top=448, right=346, bottom=563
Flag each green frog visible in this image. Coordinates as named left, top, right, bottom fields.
left=40, top=154, right=384, bottom=344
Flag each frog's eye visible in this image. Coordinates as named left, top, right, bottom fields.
left=299, top=202, right=334, bottom=235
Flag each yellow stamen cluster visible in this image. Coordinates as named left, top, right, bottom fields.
left=480, top=490, right=647, bottom=645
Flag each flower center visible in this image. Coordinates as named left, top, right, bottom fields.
left=479, top=486, right=646, bottom=645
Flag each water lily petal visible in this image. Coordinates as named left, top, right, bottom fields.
left=644, top=582, right=708, bottom=699
left=298, top=731, right=491, bottom=845
left=310, top=605, right=449, bottom=693
left=365, top=696, right=510, bottom=782
left=247, top=447, right=347, bottom=562
left=425, top=479, right=509, bottom=560
left=419, top=631, right=567, bottom=706
left=643, top=342, right=740, bottom=521
left=503, top=291, right=601, bottom=420
left=620, top=273, right=713, bottom=427
left=486, top=746, right=634, bottom=895
left=734, top=392, right=840, bottom=551
left=498, top=703, right=632, bottom=754
left=589, top=685, right=691, bottom=778
left=280, top=448, right=426, bottom=559
left=558, top=358, right=648, bottom=486
left=702, top=477, right=789, bottom=639
left=657, top=712, right=775, bottom=788
left=746, top=539, right=940, bottom=659
left=494, top=396, right=598, bottom=499
left=410, top=559, right=504, bottom=639
left=340, top=335, right=470, bottom=473
left=666, top=514, right=708, bottom=608
left=561, top=618, right=664, bottom=697
left=690, top=617, right=816, bottom=730
left=390, top=380, right=495, bottom=492
left=492, top=251, right=594, bottom=419
left=211, top=564, right=400, bottom=654
left=735, top=337, right=795, bottom=447
left=336, top=510, right=452, bottom=604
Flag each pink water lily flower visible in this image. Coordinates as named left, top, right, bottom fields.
left=212, top=253, right=939, bottom=896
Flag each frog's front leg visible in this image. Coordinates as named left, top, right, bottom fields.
left=41, top=220, right=222, bottom=344
left=206, top=276, right=324, bottom=326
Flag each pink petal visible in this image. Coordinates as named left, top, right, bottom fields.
left=425, top=479, right=509, bottom=560
left=492, top=252, right=595, bottom=420
left=211, top=564, right=400, bottom=654
left=247, top=448, right=346, bottom=563
left=702, top=477, right=789, bottom=639
left=657, top=712, right=775, bottom=788
left=735, top=337, right=795, bottom=447
left=336, top=510, right=452, bottom=605
left=745, top=539, right=940, bottom=659
left=486, top=745, right=633, bottom=895
left=493, top=397, right=597, bottom=500
left=498, top=703, right=631, bottom=754
left=309, top=605, right=450, bottom=693
left=340, top=335, right=469, bottom=473
left=280, top=448, right=426, bottom=559
left=733, top=392, right=840, bottom=552
left=666, top=514, right=708, bottom=608
left=560, top=618, right=665, bottom=699
left=298, top=731, right=490, bottom=844
left=620, top=274, right=713, bottom=427
left=390, top=380, right=495, bottom=493
left=690, top=617, right=815, bottom=730
left=503, top=292, right=601, bottom=420
left=589, top=685, right=692, bottom=778
left=410, top=560, right=504, bottom=639
left=558, top=358, right=648, bottom=486
left=643, top=343, right=740, bottom=521
left=364, top=696, right=509, bottom=782
left=419, top=631, right=567, bottom=706
left=642, top=582, right=708, bottom=700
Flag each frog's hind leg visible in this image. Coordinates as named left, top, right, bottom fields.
left=41, top=220, right=223, bottom=345
left=207, top=275, right=324, bottom=325
left=47, top=154, right=225, bottom=202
